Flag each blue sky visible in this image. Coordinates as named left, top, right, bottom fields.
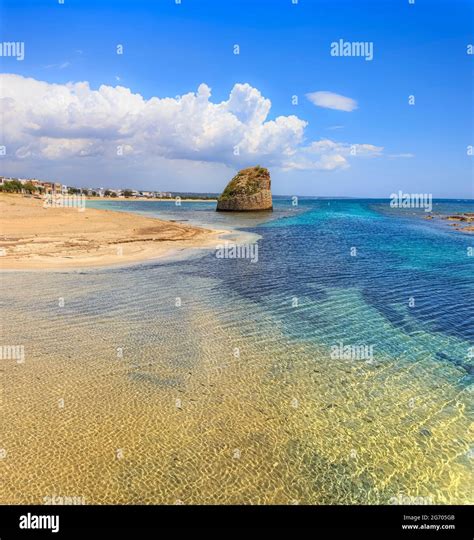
left=0, top=0, right=473, bottom=197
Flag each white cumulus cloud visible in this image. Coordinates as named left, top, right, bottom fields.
left=0, top=74, right=379, bottom=175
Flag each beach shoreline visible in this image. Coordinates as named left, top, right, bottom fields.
left=85, top=197, right=218, bottom=202
left=0, top=194, right=231, bottom=271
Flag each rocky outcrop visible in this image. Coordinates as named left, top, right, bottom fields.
left=216, top=166, right=273, bottom=212
left=425, top=212, right=474, bottom=233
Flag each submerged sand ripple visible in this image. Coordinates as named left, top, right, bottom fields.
left=1, top=270, right=472, bottom=504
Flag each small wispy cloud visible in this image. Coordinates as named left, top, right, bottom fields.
left=306, top=91, right=357, bottom=112
left=388, top=153, right=415, bottom=159
left=43, top=61, right=70, bottom=69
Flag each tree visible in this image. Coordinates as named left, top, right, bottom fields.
left=123, top=190, right=133, bottom=198
left=23, top=181, right=37, bottom=194
left=1, top=180, right=23, bottom=193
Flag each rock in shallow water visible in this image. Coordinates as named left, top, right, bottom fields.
left=216, top=166, right=273, bottom=212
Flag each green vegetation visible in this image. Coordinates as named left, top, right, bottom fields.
left=0, top=180, right=24, bottom=193
left=22, top=181, right=37, bottom=194
left=219, top=166, right=269, bottom=201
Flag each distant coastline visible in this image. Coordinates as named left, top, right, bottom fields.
left=85, top=196, right=217, bottom=202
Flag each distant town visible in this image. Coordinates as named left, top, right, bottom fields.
left=0, top=176, right=216, bottom=200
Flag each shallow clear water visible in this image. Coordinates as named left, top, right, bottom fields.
left=1, top=198, right=473, bottom=504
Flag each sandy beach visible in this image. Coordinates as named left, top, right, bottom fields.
left=0, top=194, right=226, bottom=270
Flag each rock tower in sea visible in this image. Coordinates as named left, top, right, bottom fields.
left=216, top=166, right=273, bottom=212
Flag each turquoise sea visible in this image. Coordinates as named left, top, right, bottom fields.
left=2, top=198, right=473, bottom=504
